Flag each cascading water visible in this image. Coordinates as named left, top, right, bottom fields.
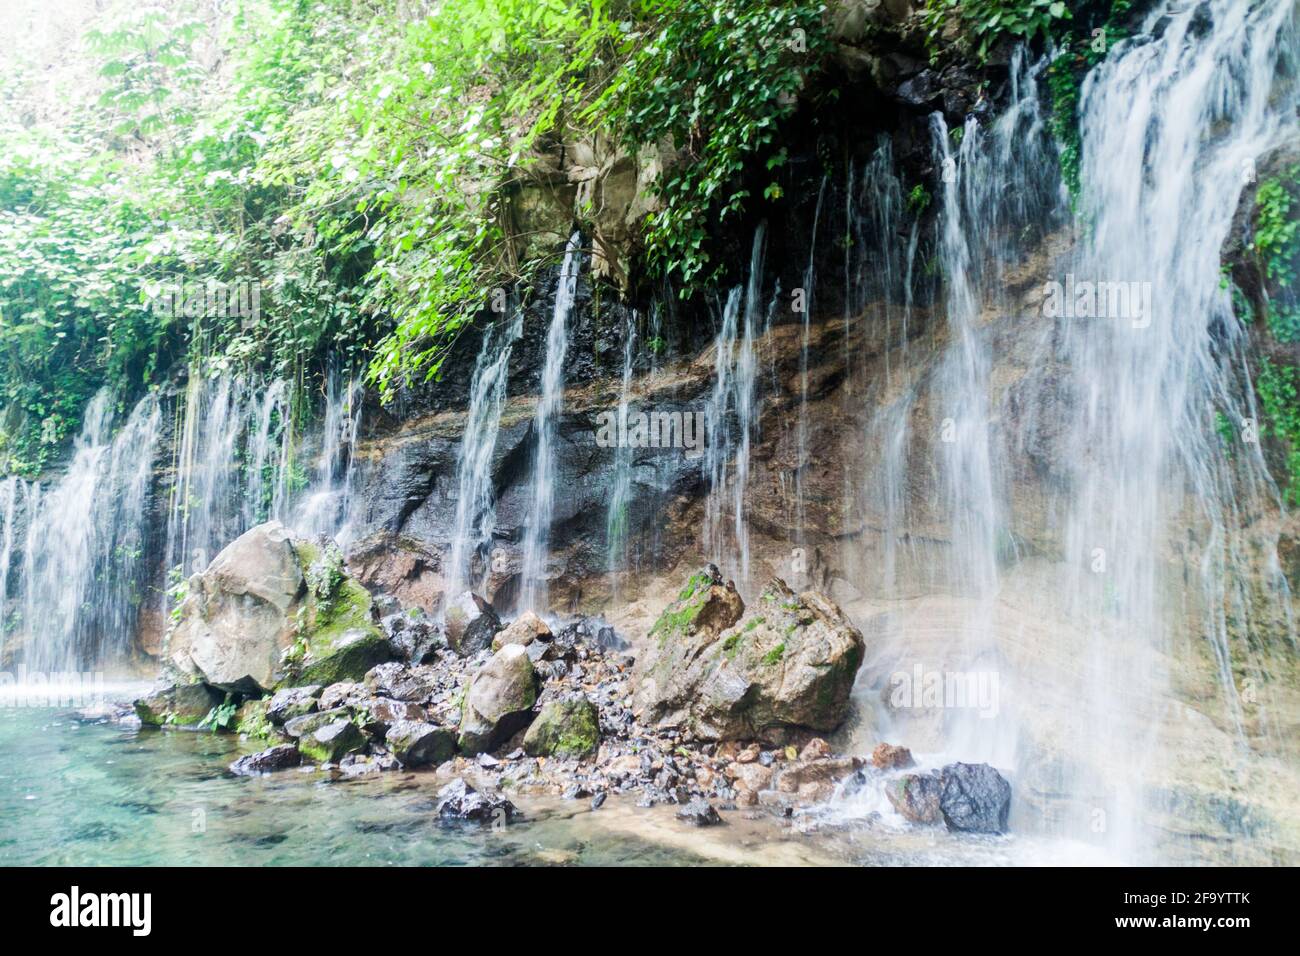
left=7, top=390, right=161, bottom=673
left=166, top=374, right=295, bottom=582
left=794, top=178, right=828, bottom=550
left=1042, top=0, right=1300, bottom=861
left=294, top=366, right=363, bottom=545
left=606, top=310, right=637, bottom=593
left=704, top=227, right=766, bottom=588
left=519, top=232, right=582, bottom=612
left=445, top=307, right=525, bottom=599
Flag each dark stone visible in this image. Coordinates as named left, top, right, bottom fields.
left=384, top=612, right=445, bottom=663
left=284, top=706, right=352, bottom=739
left=938, top=762, right=1011, bottom=834
left=675, top=798, right=723, bottom=827
left=359, top=696, right=426, bottom=736
left=434, top=778, right=520, bottom=825
left=299, top=719, right=366, bottom=764
left=364, top=661, right=437, bottom=701
left=133, top=682, right=223, bottom=729
left=895, top=69, right=942, bottom=107
left=444, top=591, right=502, bottom=656
left=384, top=720, right=456, bottom=767
left=886, top=772, right=944, bottom=824
left=230, top=744, right=302, bottom=776
left=265, top=685, right=323, bottom=725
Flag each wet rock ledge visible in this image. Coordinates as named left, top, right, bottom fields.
left=129, top=523, right=1011, bottom=834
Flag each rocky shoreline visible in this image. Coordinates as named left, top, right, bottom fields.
left=123, top=521, right=1012, bottom=838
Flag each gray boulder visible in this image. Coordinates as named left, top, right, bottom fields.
left=165, top=522, right=391, bottom=694
left=434, top=778, right=519, bottom=824
left=633, top=574, right=865, bottom=741
left=385, top=720, right=456, bottom=767
left=166, top=522, right=304, bottom=694
left=283, top=706, right=352, bottom=739
left=444, top=591, right=501, bottom=657
left=676, top=798, right=723, bottom=827
left=265, top=685, right=323, bottom=725
left=457, top=643, right=538, bottom=754
left=133, top=681, right=223, bottom=729
left=364, top=661, right=438, bottom=701
left=298, top=719, right=366, bottom=763
left=522, top=696, right=600, bottom=759
left=938, top=762, right=1011, bottom=834
left=357, top=696, right=426, bottom=737
left=886, top=772, right=944, bottom=824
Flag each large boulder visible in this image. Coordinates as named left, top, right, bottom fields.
left=265, top=685, right=322, bottom=725
left=384, top=720, right=456, bottom=767
left=444, top=591, right=501, bottom=657
left=358, top=696, right=427, bottom=737
left=457, top=643, right=538, bottom=754
left=884, top=763, right=1012, bottom=833
left=365, top=661, right=438, bottom=701
left=165, top=522, right=304, bottom=694
left=523, top=696, right=600, bottom=759
left=165, top=523, right=391, bottom=694
left=632, top=574, right=865, bottom=742
left=937, top=762, right=1011, bottom=834
left=283, top=706, right=353, bottom=739
left=133, top=681, right=223, bottom=728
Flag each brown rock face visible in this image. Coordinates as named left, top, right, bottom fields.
left=632, top=572, right=866, bottom=742
left=872, top=742, right=916, bottom=770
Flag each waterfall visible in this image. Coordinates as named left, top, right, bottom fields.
left=519, top=232, right=583, bottom=612
left=294, top=365, right=363, bottom=545
left=446, top=307, right=524, bottom=599
left=794, top=178, right=828, bottom=550
left=1047, top=0, right=1299, bottom=860
left=842, top=49, right=1061, bottom=810
left=8, top=390, right=161, bottom=672
left=606, top=310, right=637, bottom=591
left=705, top=226, right=766, bottom=587
left=0, top=477, right=19, bottom=659
left=166, top=374, right=295, bottom=582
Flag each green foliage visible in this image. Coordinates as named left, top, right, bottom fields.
left=594, top=2, right=829, bottom=290
left=923, top=0, right=1072, bottom=61
left=1, top=0, right=837, bottom=437
left=166, top=564, right=188, bottom=625
left=1251, top=166, right=1300, bottom=342
left=1256, top=358, right=1300, bottom=507
left=1044, top=1, right=1135, bottom=203
left=907, top=183, right=932, bottom=216
left=199, top=694, right=239, bottom=733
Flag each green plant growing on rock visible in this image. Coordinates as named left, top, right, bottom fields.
left=923, top=0, right=1073, bottom=62
left=199, top=695, right=239, bottom=734
left=1256, top=358, right=1300, bottom=506
left=1251, top=165, right=1300, bottom=342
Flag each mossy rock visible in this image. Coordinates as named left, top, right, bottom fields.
left=134, top=682, right=223, bottom=729
left=297, top=719, right=366, bottom=763
left=523, top=697, right=600, bottom=759
left=233, top=698, right=281, bottom=742
left=296, top=628, right=392, bottom=687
